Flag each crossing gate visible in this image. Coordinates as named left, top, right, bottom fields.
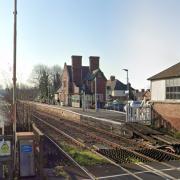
left=126, top=104, right=152, bottom=125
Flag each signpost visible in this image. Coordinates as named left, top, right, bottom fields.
left=0, top=141, right=11, bottom=156
left=0, top=136, right=13, bottom=179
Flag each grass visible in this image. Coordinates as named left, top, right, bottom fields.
left=61, top=143, right=108, bottom=166
left=174, top=131, right=180, bottom=139
left=127, top=157, right=141, bottom=164
left=54, top=166, right=70, bottom=179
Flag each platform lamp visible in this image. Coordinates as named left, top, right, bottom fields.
left=122, top=69, right=129, bottom=100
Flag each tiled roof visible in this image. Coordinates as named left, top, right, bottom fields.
left=107, top=79, right=127, bottom=91
left=106, top=79, right=136, bottom=91
left=85, top=69, right=107, bottom=81
left=148, top=62, right=180, bottom=80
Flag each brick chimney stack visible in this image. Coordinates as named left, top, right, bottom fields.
left=71, top=55, right=82, bottom=86
left=89, top=56, right=99, bottom=72
left=110, top=76, right=115, bottom=81
left=141, top=89, right=145, bottom=93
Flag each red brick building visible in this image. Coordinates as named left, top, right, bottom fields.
left=57, top=55, right=107, bottom=108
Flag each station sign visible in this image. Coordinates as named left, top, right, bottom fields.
left=21, top=144, right=33, bottom=153
left=0, top=140, right=11, bottom=156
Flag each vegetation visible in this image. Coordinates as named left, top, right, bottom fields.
left=62, top=143, right=108, bottom=166
left=29, top=64, right=62, bottom=103
left=54, top=166, right=70, bottom=179
left=127, top=157, right=141, bottom=164
left=174, top=131, right=180, bottom=139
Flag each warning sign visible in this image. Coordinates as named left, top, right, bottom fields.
left=0, top=141, right=11, bottom=156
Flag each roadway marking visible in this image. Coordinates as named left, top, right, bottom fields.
left=138, top=162, right=177, bottom=180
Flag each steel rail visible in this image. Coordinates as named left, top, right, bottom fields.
left=44, top=135, right=96, bottom=180
left=33, top=114, right=143, bottom=180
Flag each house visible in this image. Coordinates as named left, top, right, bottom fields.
left=58, top=55, right=107, bottom=108
left=148, top=62, right=180, bottom=131
left=134, top=89, right=151, bottom=101
left=106, top=76, right=135, bottom=101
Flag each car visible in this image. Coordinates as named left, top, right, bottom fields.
left=129, top=101, right=142, bottom=108
left=124, top=100, right=142, bottom=111
left=104, top=102, right=125, bottom=112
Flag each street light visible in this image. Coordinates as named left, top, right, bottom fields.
left=122, top=69, right=129, bottom=100
left=94, top=77, right=97, bottom=111
left=13, top=0, right=17, bottom=172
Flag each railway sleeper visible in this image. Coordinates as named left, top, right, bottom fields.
left=97, top=148, right=151, bottom=164
left=136, top=148, right=180, bottom=161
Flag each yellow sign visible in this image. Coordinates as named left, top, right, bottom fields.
left=0, top=141, right=11, bottom=156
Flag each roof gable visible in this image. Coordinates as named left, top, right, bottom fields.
left=107, top=79, right=127, bottom=90
left=85, top=68, right=107, bottom=81
left=148, top=62, right=180, bottom=81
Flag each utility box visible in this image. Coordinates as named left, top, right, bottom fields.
left=17, top=132, right=35, bottom=177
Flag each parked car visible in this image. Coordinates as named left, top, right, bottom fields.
left=104, top=102, right=125, bottom=112
left=124, top=100, right=142, bottom=112
left=129, top=101, right=142, bottom=108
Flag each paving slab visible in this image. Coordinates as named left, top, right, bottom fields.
left=136, top=172, right=166, bottom=180
left=121, top=163, right=147, bottom=173
left=163, top=170, right=180, bottom=179
left=85, top=164, right=126, bottom=177
left=54, top=105, right=126, bottom=122
left=165, top=160, right=180, bottom=168
left=145, top=161, right=171, bottom=170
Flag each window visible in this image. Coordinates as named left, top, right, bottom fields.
left=166, top=78, right=180, bottom=100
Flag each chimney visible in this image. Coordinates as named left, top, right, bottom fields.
left=141, top=89, right=145, bottom=93
left=89, top=56, right=99, bottom=72
left=71, top=55, right=82, bottom=85
left=110, top=76, right=115, bottom=81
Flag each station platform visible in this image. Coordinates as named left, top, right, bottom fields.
left=53, top=105, right=126, bottom=122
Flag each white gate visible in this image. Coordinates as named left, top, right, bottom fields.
left=126, top=104, right=152, bottom=125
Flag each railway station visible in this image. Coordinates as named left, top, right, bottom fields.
left=1, top=0, right=180, bottom=179
left=1, top=101, right=178, bottom=179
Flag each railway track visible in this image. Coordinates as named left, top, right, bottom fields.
left=32, top=114, right=180, bottom=180
left=34, top=111, right=143, bottom=149
left=45, top=135, right=95, bottom=180
left=33, top=115, right=144, bottom=180
left=32, top=112, right=180, bottom=164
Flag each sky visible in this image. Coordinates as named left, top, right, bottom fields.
left=0, top=0, right=180, bottom=89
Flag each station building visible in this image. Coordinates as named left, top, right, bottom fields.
left=57, top=55, right=107, bottom=108
left=148, top=62, right=180, bottom=131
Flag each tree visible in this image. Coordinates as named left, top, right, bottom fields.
left=39, top=70, right=49, bottom=101
left=29, top=64, right=49, bottom=87
left=29, top=64, right=62, bottom=102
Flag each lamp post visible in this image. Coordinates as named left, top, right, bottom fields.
left=123, top=69, right=129, bottom=100
left=13, top=0, right=17, bottom=172
left=94, top=77, right=97, bottom=111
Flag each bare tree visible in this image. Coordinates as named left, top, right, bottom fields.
left=28, top=64, right=62, bottom=102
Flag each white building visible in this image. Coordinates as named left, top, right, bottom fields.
left=148, top=62, right=180, bottom=131
left=148, top=62, right=180, bottom=102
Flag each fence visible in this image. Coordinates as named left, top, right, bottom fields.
left=126, top=105, right=152, bottom=125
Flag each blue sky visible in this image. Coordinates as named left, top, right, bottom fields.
left=0, top=0, right=180, bottom=89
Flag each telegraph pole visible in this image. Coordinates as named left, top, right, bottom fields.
left=13, top=0, right=17, bottom=172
